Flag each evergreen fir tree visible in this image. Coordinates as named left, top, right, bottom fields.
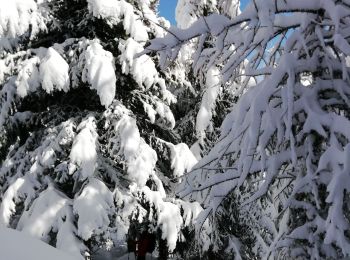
left=0, top=0, right=201, bottom=258
left=169, top=0, right=241, bottom=161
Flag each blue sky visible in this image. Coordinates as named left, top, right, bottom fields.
left=158, top=0, right=178, bottom=24
left=158, top=0, right=250, bottom=25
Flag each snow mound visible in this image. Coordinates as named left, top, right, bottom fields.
left=0, top=228, right=81, bottom=260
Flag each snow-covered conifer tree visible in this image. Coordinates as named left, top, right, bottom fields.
left=169, top=0, right=241, bottom=161
left=146, top=0, right=350, bottom=258
left=0, top=0, right=201, bottom=258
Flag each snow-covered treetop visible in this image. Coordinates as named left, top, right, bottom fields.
left=0, top=228, right=81, bottom=260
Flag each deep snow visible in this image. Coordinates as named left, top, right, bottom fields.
left=0, top=228, right=81, bottom=260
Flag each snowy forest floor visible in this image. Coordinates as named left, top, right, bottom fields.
left=0, top=228, right=170, bottom=260
left=93, top=247, right=178, bottom=260
left=0, top=228, right=78, bottom=260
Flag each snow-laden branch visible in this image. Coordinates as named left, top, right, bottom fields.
left=146, top=0, right=350, bottom=258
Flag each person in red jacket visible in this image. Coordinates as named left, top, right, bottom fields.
left=137, top=231, right=149, bottom=260
left=136, top=231, right=156, bottom=260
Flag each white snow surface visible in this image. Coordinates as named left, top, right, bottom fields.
left=176, top=0, right=240, bottom=29
left=82, top=40, right=116, bottom=107
left=0, top=177, right=35, bottom=227
left=17, top=186, right=70, bottom=240
left=16, top=57, right=41, bottom=97
left=169, top=143, right=198, bottom=177
left=176, top=0, right=199, bottom=29
left=196, top=66, right=221, bottom=136
left=141, top=187, right=182, bottom=252
left=0, top=0, right=47, bottom=49
left=87, top=0, right=148, bottom=42
left=112, top=107, right=157, bottom=187
left=119, top=39, right=177, bottom=128
left=0, top=0, right=37, bottom=38
left=0, top=228, right=81, bottom=260
left=73, top=178, right=114, bottom=241
left=16, top=186, right=85, bottom=259
left=119, top=38, right=158, bottom=90
left=70, top=117, right=98, bottom=179
left=40, top=47, right=70, bottom=94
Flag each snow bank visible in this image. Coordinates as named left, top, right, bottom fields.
left=18, top=187, right=69, bottom=240
left=0, top=228, right=81, bottom=260
left=17, top=186, right=84, bottom=258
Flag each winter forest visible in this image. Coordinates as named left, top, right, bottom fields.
left=0, top=0, right=350, bottom=259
